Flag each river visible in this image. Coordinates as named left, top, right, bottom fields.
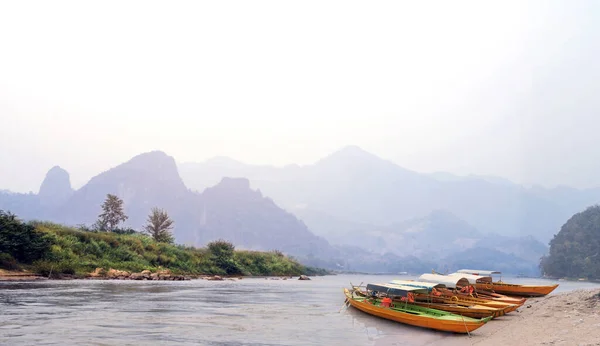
left=1, top=274, right=599, bottom=345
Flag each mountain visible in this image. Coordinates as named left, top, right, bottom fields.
left=182, top=177, right=335, bottom=260
left=53, top=151, right=191, bottom=229
left=178, top=146, right=600, bottom=242
left=541, top=205, right=600, bottom=279
left=0, top=165, right=75, bottom=220
left=0, top=151, right=344, bottom=267
left=38, top=166, right=74, bottom=207
left=440, top=247, right=541, bottom=276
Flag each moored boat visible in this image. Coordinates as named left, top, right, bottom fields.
left=342, top=284, right=491, bottom=334
left=454, top=269, right=559, bottom=297
left=390, top=277, right=521, bottom=313
left=353, top=283, right=500, bottom=319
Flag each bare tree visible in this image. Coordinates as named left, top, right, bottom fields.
left=97, top=194, right=128, bottom=231
left=144, top=207, right=174, bottom=243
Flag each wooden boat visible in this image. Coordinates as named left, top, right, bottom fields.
left=474, top=282, right=559, bottom=297
left=473, top=291, right=527, bottom=305
left=417, top=291, right=519, bottom=314
left=445, top=273, right=527, bottom=305
left=391, top=278, right=521, bottom=313
left=353, top=285, right=499, bottom=319
left=409, top=301, right=499, bottom=319
left=343, top=284, right=491, bottom=334
left=454, top=269, right=559, bottom=297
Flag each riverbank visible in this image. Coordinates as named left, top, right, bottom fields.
left=1, top=215, right=328, bottom=279
left=0, top=267, right=317, bottom=282
left=437, top=288, right=600, bottom=346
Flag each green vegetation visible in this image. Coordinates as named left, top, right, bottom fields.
left=143, top=207, right=174, bottom=243
left=0, top=210, right=51, bottom=266
left=0, top=211, right=326, bottom=277
left=94, top=194, right=128, bottom=231
left=540, top=205, right=600, bottom=280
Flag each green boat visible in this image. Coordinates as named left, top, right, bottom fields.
left=343, top=284, right=492, bottom=333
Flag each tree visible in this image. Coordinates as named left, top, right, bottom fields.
left=97, top=194, right=128, bottom=231
left=207, top=239, right=241, bottom=274
left=143, top=207, right=174, bottom=243
left=0, top=210, right=51, bottom=265
left=541, top=205, right=600, bottom=279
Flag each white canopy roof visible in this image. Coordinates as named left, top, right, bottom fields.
left=456, top=269, right=501, bottom=276
left=448, top=272, right=492, bottom=284
left=418, top=273, right=470, bottom=288
left=389, top=280, right=446, bottom=290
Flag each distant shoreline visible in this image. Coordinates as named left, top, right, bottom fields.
left=0, top=268, right=324, bottom=282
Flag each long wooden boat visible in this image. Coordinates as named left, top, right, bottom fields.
left=390, top=278, right=521, bottom=313
left=353, top=286, right=499, bottom=319
left=474, top=282, right=559, bottom=297
left=416, top=292, right=518, bottom=314
left=473, top=291, right=527, bottom=305
left=409, top=301, right=498, bottom=319
left=343, top=287, right=491, bottom=334
left=454, top=269, right=559, bottom=297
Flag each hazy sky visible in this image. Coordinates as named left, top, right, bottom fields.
left=1, top=1, right=599, bottom=192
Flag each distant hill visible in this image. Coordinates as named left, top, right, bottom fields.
left=541, top=205, right=600, bottom=279
left=53, top=151, right=192, bottom=229
left=0, top=152, right=339, bottom=265
left=0, top=148, right=570, bottom=274
left=294, top=208, right=547, bottom=274
left=441, top=247, right=541, bottom=276
left=179, top=146, right=600, bottom=242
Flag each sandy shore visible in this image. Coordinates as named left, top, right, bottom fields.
left=0, top=269, right=45, bottom=281
left=437, top=288, right=600, bottom=346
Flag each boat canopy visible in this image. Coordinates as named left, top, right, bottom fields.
left=418, top=273, right=470, bottom=288
left=448, top=272, right=492, bottom=284
left=366, top=283, right=430, bottom=297
left=456, top=269, right=501, bottom=276
left=388, top=280, right=446, bottom=291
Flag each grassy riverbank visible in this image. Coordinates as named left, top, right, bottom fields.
left=0, top=212, right=328, bottom=278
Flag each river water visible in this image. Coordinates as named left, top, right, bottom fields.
left=1, top=274, right=599, bottom=346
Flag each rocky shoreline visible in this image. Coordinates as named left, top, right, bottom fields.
left=0, top=268, right=314, bottom=282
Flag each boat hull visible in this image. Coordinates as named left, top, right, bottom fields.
left=410, top=301, right=497, bottom=319
left=343, top=288, right=489, bottom=334
left=416, top=295, right=513, bottom=317
left=475, top=283, right=559, bottom=297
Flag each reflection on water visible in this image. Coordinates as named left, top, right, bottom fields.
left=0, top=275, right=596, bottom=346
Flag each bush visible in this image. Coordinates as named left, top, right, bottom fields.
left=0, top=253, right=19, bottom=270
left=3, top=213, right=325, bottom=277
left=0, top=210, right=51, bottom=263
left=207, top=240, right=241, bottom=275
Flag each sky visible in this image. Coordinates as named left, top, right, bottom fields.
left=1, top=1, right=599, bottom=192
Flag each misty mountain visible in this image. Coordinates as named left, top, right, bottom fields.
left=53, top=151, right=192, bottom=228
left=183, top=177, right=335, bottom=259
left=294, top=208, right=547, bottom=270
left=179, top=146, right=600, bottom=243
left=0, top=152, right=349, bottom=268
left=0, top=149, right=553, bottom=274
left=38, top=166, right=74, bottom=208
left=440, top=247, right=541, bottom=277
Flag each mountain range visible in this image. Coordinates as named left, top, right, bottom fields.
left=179, top=145, right=600, bottom=243
left=2, top=146, right=592, bottom=275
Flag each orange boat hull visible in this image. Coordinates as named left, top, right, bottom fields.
left=418, top=294, right=515, bottom=317
left=343, top=289, right=488, bottom=334
left=474, top=291, right=527, bottom=305
left=475, top=283, right=559, bottom=297
left=410, top=301, right=498, bottom=319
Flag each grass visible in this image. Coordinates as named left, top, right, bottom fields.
left=20, top=221, right=326, bottom=278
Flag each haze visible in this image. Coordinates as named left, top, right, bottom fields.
left=1, top=1, right=599, bottom=193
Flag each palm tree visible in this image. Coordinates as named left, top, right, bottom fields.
left=144, top=207, right=174, bottom=243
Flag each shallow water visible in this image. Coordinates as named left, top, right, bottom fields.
left=1, top=274, right=598, bottom=345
